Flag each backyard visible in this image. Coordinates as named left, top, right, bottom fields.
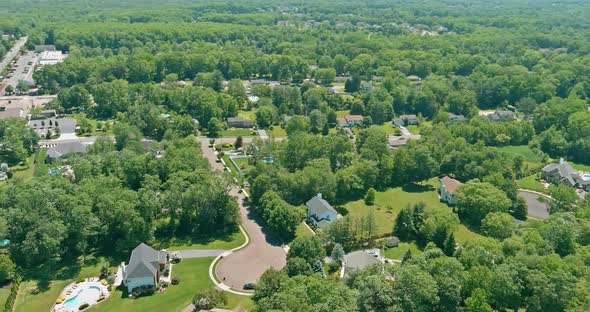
left=496, top=145, right=544, bottom=163
left=153, top=230, right=245, bottom=251
left=341, top=178, right=480, bottom=244
left=382, top=242, right=422, bottom=260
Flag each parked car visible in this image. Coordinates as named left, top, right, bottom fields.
left=243, top=283, right=256, bottom=290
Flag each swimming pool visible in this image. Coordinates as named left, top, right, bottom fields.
left=63, top=285, right=101, bottom=309
left=582, top=174, right=590, bottom=181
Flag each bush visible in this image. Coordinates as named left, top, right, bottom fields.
left=192, top=288, right=227, bottom=310
left=162, top=268, right=170, bottom=277
left=171, top=277, right=180, bottom=285
left=131, top=285, right=156, bottom=298
left=79, top=303, right=89, bottom=310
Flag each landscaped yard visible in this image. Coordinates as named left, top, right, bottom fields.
left=374, top=122, right=398, bottom=135
left=154, top=230, right=245, bottom=251
left=335, top=110, right=350, bottom=118
left=341, top=178, right=481, bottom=242
left=220, top=128, right=257, bottom=137
left=266, top=126, right=287, bottom=137
left=571, top=161, right=590, bottom=172
left=91, top=257, right=251, bottom=312
left=0, top=287, right=10, bottom=307
left=496, top=145, right=543, bottom=163
left=237, top=110, right=257, bottom=121
left=516, top=174, right=549, bottom=194
left=405, top=125, right=420, bottom=134
left=383, top=242, right=422, bottom=260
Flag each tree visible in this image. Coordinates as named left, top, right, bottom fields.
left=4, top=85, right=14, bottom=94
left=330, top=243, right=345, bottom=263
left=464, top=288, right=492, bottom=312
left=207, top=117, right=223, bottom=138
left=549, top=185, right=578, bottom=213
left=481, top=212, right=516, bottom=240
left=234, top=136, right=243, bottom=149
left=315, top=68, right=336, bottom=85
left=443, top=233, right=456, bottom=256
left=288, top=236, right=325, bottom=265
left=512, top=196, right=528, bottom=221
left=286, top=257, right=313, bottom=277
left=193, top=288, right=227, bottom=310
left=309, top=109, right=326, bottom=134
left=456, top=182, right=511, bottom=226
left=392, top=264, right=440, bottom=311
left=286, top=115, right=309, bottom=135
left=393, top=206, right=415, bottom=240
left=364, top=188, right=376, bottom=205
left=252, top=268, right=288, bottom=302
left=0, top=254, right=15, bottom=283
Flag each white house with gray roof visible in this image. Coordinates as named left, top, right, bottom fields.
left=121, top=243, right=167, bottom=293
left=541, top=159, right=590, bottom=191
left=306, top=194, right=338, bottom=228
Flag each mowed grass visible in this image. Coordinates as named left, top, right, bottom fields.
left=91, top=258, right=214, bottom=312
left=571, top=162, right=590, bottom=172
left=266, top=126, right=287, bottom=137
left=335, top=110, right=351, bottom=118
left=153, top=230, right=245, bottom=251
left=496, top=145, right=543, bottom=163
left=341, top=178, right=446, bottom=236
left=383, top=242, right=422, bottom=260
left=237, top=110, right=257, bottom=121
left=0, top=287, right=10, bottom=307
left=517, top=174, right=549, bottom=194
left=373, top=122, right=399, bottom=135
left=15, top=256, right=114, bottom=312
left=405, top=125, right=420, bottom=134
left=220, top=128, right=257, bottom=137
left=341, top=178, right=480, bottom=242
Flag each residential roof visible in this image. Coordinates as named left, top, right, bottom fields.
left=125, top=243, right=166, bottom=279
left=542, top=161, right=576, bottom=186
left=448, top=112, right=466, bottom=122
left=46, top=142, right=87, bottom=159
left=392, top=118, right=403, bottom=127
left=337, top=117, right=347, bottom=126
left=344, top=250, right=382, bottom=272
left=440, top=176, right=462, bottom=194
left=306, top=195, right=337, bottom=217
left=400, top=114, right=418, bottom=120
left=383, top=236, right=400, bottom=245
left=345, top=115, right=364, bottom=122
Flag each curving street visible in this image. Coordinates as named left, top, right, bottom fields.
left=198, top=138, right=287, bottom=293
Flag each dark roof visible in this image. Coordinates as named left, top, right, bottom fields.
left=227, top=117, right=244, bottom=123
left=392, top=118, right=403, bottom=126
left=306, top=196, right=337, bottom=217
left=345, top=115, right=364, bottom=122
left=125, top=243, right=166, bottom=279
left=448, top=112, right=466, bottom=122
left=384, top=236, right=400, bottom=244
left=400, top=114, right=418, bottom=121
left=440, top=176, right=462, bottom=194
left=345, top=251, right=382, bottom=272
left=46, top=142, right=87, bottom=159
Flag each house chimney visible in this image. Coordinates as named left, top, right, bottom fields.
left=317, top=193, right=322, bottom=199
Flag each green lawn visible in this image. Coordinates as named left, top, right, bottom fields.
left=405, top=125, right=420, bottom=134
left=341, top=178, right=480, bottom=242
left=295, top=223, right=314, bottom=239
left=231, top=156, right=251, bottom=171
left=9, top=154, right=35, bottom=182
left=0, top=287, right=10, bottom=308
left=373, top=122, right=398, bottom=135
left=571, top=162, right=590, bottom=172
left=455, top=224, right=484, bottom=244
left=341, top=178, right=446, bottom=236
left=496, top=145, right=543, bottom=163
left=219, top=129, right=257, bottom=137
left=383, top=242, right=422, bottom=260
left=237, top=110, right=257, bottom=121
left=153, top=231, right=245, bottom=251
left=15, top=256, right=114, bottom=312
left=90, top=257, right=245, bottom=312
left=69, top=113, right=113, bottom=136
left=33, top=149, right=49, bottom=177
left=335, top=110, right=350, bottom=118
left=266, top=126, right=287, bottom=137
left=516, top=174, right=549, bottom=194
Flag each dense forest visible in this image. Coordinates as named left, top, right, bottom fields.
left=0, top=1, right=590, bottom=311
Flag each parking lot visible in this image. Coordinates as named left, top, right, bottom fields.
left=3, top=51, right=39, bottom=89
left=28, top=117, right=76, bottom=139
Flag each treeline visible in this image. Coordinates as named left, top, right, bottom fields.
left=0, top=132, right=239, bottom=269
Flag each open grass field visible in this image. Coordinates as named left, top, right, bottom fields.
left=220, top=128, right=257, bottom=137
left=374, top=122, right=399, bottom=135
left=571, top=162, right=590, bottom=172
left=266, top=126, right=287, bottom=137
left=335, top=110, right=351, bottom=118
left=496, top=145, right=543, bottom=163
left=154, top=230, right=245, bottom=251
left=341, top=178, right=480, bottom=243
left=0, top=287, right=9, bottom=307
left=405, top=125, right=420, bottom=134
left=516, top=174, right=549, bottom=194
left=237, top=110, right=257, bottom=121
left=383, top=242, right=422, bottom=260
left=69, top=113, right=114, bottom=136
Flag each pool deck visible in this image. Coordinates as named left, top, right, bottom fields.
left=52, top=278, right=110, bottom=312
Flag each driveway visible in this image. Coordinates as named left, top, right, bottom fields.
left=258, top=129, right=269, bottom=139
left=518, top=190, right=550, bottom=219
left=198, top=141, right=287, bottom=292
left=398, top=125, right=411, bottom=136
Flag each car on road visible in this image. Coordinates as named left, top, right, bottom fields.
left=243, top=282, right=256, bottom=290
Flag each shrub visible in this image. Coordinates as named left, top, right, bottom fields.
left=171, top=277, right=180, bottom=285
left=192, top=288, right=227, bottom=310
left=79, top=303, right=89, bottom=310
left=162, top=268, right=170, bottom=277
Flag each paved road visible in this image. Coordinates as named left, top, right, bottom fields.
left=198, top=140, right=286, bottom=292
left=518, top=190, right=550, bottom=219
left=258, top=129, right=268, bottom=139
left=174, top=249, right=226, bottom=259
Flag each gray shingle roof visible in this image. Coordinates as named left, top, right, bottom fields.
left=306, top=196, right=336, bottom=217
left=125, top=243, right=166, bottom=279
left=46, top=142, right=87, bottom=159
left=344, top=251, right=382, bottom=274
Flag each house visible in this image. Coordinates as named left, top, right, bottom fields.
left=400, top=114, right=419, bottom=125
left=121, top=243, right=167, bottom=293
left=383, top=236, right=400, bottom=248
left=541, top=159, right=590, bottom=191
left=361, top=82, right=373, bottom=92
left=407, top=75, right=422, bottom=82
left=439, top=176, right=462, bottom=205
left=392, top=118, right=404, bottom=127
left=0, top=172, right=7, bottom=182
left=388, top=134, right=421, bottom=149
left=448, top=113, right=466, bottom=123
left=338, top=115, right=364, bottom=128
left=226, top=117, right=254, bottom=128
left=0, top=95, right=55, bottom=119
left=306, top=194, right=338, bottom=227
left=0, top=163, right=8, bottom=172
left=46, top=142, right=87, bottom=160
left=488, top=111, right=515, bottom=122
left=341, top=250, right=383, bottom=278
left=371, top=75, right=384, bottom=82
